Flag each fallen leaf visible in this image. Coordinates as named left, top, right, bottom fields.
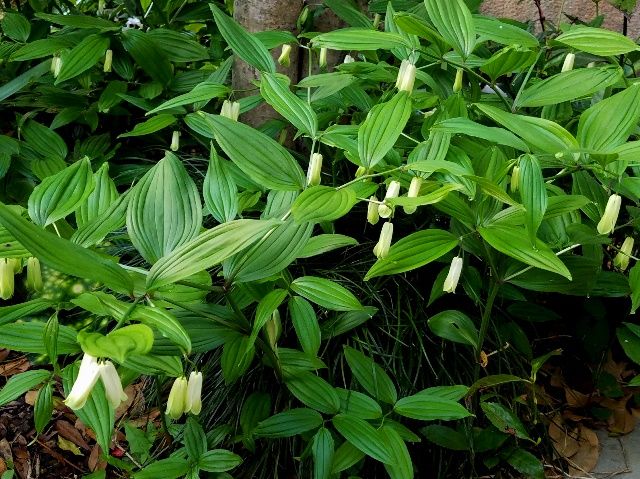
left=115, top=383, right=145, bottom=420
left=601, top=396, right=636, bottom=435
left=24, top=390, right=38, bottom=406
left=12, top=445, right=30, bottom=479
left=0, top=350, right=10, bottom=361
left=568, top=424, right=599, bottom=476
left=479, top=351, right=488, bottom=368
left=548, top=418, right=579, bottom=458
left=55, top=420, right=90, bottom=450
left=57, top=436, right=83, bottom=456
left=88, top=445, right=107, bottom=472
left=0, top=357, right=30, bottom=376
left=0, top=439, right=12, bottom=464
left=0, top=458, right=6, bottom=474
left=565, top=388, right=590, bottom=408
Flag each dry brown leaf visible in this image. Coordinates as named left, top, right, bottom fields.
left=55, top=420, right=90, bottom=450
left=0, top=458, right=6, bottom=474
left=0, top=357, right=30, bottom=376
left=601, top=396, right=637, bottom=435
left=568, top=424, right=599, bottom=476
left=0, top=439, right=12, bottom=465
left=115, top=383, right=145, bottom=420
left=548, top=419, right=579, bottom=458
left=479, top=351, right=488, bottom=368
left=12, top=445, right=30, bottom=479
left=24, top=390, right=38, bottom=406
left=565, top=388, right=590, bottom=408
left=0, top=350, right=10, bottom=362
left=88, top=445, right=107, bottom=472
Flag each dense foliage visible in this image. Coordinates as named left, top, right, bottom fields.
left=1, top=0, right=640, bottom=478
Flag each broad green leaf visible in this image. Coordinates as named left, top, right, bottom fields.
left=210, top=4, right=275, bottom=73
left=0, top=60, right=50, bottom=102
left=184, top=417, right=207, bottom=461
left=478, top=224, right=571, bottom=279
left=291, top=276, right=363, bottom=311
left=225, top=218, right=313, bottom=283
left=21, top=118, right=67, bottom=162
left=146, top=219, right=278, bottom=290
left=35, top=12, right=120, bottom=30
left=78, top=324, right=154, bottom=363
left=0, top=370, right=51, bottom=407
left=425, top=0, right=476, bottom=58
left=505, top=448, right=545, bottom=479
left=358, top=91, right=412, bottom=168
left=125, top=354, right=183, bottom=377
left=467, top=374, right=526, bottom=396
left=331, top=441, right=366, bottom=474
left=431, top=118, right=529, bottom=151
left=260, top=73, right=317, bottom=137
left=127, top=151, right=202, bottom=264
left=147, top=28, right=210, bottom=63
left=577, top=84, right=640, bottom=151
left=475, top=103, right=578, bottom=155
left=473, top=15, right=538, bottom=47
left=336, top=388, right=383, bottom=419
left=630, top=263, right=640, bottom=314
left=118, top=114, right=176, bottom=138
left=394, top=394, right=471, bottom=421
left=248, top=289, right=288, bottom=347
left=344, top=346, right=397, bottom=404
left=72, top=193, right=128, bottom=248
left=422, top=425, right=469, bottom=450
left=555, top=25, right=639, bottom=56
left=288, top=296, right=321, bottom=356
left=76, top=162, right=118, bottom=228
left=198, top=449, right=243, bottom=473
left=381, top=426, right=414, bottom=479
left=34, top=382, right=53, bottom=434
left=56, top=34, right=109, bottom=84
left=133, top=458, right=190, bottom=479
left=324, top=0, right=371, bottom=27
left=11, top=38, right=75, bottom=61
left=285, top=372, right=340, bottom=414
left=0, top=203, right=133, bottom=293
left=519, top=155, right=547, bottom=245
left=0, top=321, right=79, bottom=354
left=187, top=112, right=305, bottom=190
left=365, top=229, right=458, bottom=280
left=1, top=13, right=30, bottom=42
left=428, top=310, right=479, bottom=349
left=298, top=234, right=358, bottom=258
left=312, top=427, right=335, bottom=479
left=146, top=82, right=229, bottom=115
left=312, top=29, right=408, bottom=50
left=480, top=402, right=531, bottom=441
left=515, top=67, right=622, bottom=108
left=254, top=30, right=298, bottom=49
left=253, top=408, right=323, bottom=438
left=332, top=414, right=393, bottom=464
left=28, top=158, right=94, bottom=226
left=121, top=29, right=172, bottom=85
left=204, top=147, right=237, bottom=223
left=480, top=45, right=538, bottom=81
left=0, top=298, right=53, bottom=326
left=292, top=186, right=358, bottom=223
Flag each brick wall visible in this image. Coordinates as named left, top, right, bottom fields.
left=480, top=0, right=640, bottom=38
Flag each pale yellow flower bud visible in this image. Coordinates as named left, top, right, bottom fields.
left=306, top=153, right=322, bottom=186
left=561, top=53, right=575, bottom=73
left=319, top=48, right=327, bottom=69
left=396, top=60, right=416, bottom=93
left=373, top=222, right=393, bottom=259
left=185, top=371, right=203, bottom=415
left=0, top=258, right=17, bottom=300
left=103, top=49, right=113, bottom=73
left=443, top=256, right=463, bottom=293
left=26, top=257, right=42, bottom=292
left=614, top=237, right=635, bottom=271
left=403, top=177, right=423, bottom=215
left=51, top=56, right=62, bottom=78
left=510, top=165, right=520, bottom=192
left=278, top=44, right=292, bottom=67
left=220, top=100, right=240, bottom=121
left=265, top=309, right=282, bottom=350
left=99, top=361, right=128, bottom=409
left=166, top=376, right=188, bottom=419
left=453, top=68, right=463, bottom=93
left=378, top=180, right=400, bottom=218
left=64, top=354, right=100, bottom=410
left=367, top=196, right=380, bottom=225
left=170, top=131, right=180, bottom=152
left=597, top=194, right=622, bottom=235
left=343, top=54, right=355, bottom=64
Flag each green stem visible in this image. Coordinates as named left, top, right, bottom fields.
left=476, top=279, right=500, bottom=368
left=111, top=296, right=144, bottom=332
left=336, top=165, right=405, bottom=190
left=512, top=48, right=545, bottom=111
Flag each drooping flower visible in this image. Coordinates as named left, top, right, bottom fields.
left=510, top=165, right=520, bottom=192
left=0, top=258, right=17, bottom=300
left=185, top=371, right=203, bottom=415
left=378, top=180, right=401, bottom=218
left=26, top=257, right=42, bottom=292
left=373, top=222, right=393, bottom=259
left=51, top=56, right=62, bottom=78
left=166, top=376, right=188, bottom=420
left=306, top=153, right=323, bottom=186
left=614, top=237, right=635, bottom=271
left=561, top=53, right=575, bottom=72
left=64, top=354, right=101, bottom=410
left=99, top=361, right=128, bottom=409
left=443, top=256, right=463, bottom=293
left=319, top=48, right=327, bottom=69
left=103, top=49, right=113, bottom=73
left=170, top=130, right=180, bottom=152
left=403, top=177, right=423, bottom=215
left=597, top=194, right=622, bottom=235
left=367, top=196, right=380, bottom=225
left=453, top=68, right=463, bottom=93
left=396, top=60, right=416, bottom=94
left=278, top=44, right=292, bottom=67
left=220, top=100, right=240, bottom=121
left=343, top=54, right=355, bottom=64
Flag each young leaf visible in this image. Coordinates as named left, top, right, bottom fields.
left=344, top=346, right=397, bottom=404
left=127, top=151, right=202, bottom=264
left=290, top=276, right=363, bottom=311
left=519, top=154, right=547, bottom=245
left=76, top=162, right=118, bottom=228
left=260, top=73, right=318, bottom=137
left=133, top=458, right=190, bottom=479
left=78, top=324, right=154, bottom=363
left=298, top=234, right=358, bottom=258
left=34, top=382, right=54, bottom=435
left=425, top=0, right=476, bottom=58
left=118, top=114, right=177, bottom=138
left=56, top=34, right=110, bottom=84
left=184, top=417, right=207, bottom=461
left=480, top=402, right=531, bottom=441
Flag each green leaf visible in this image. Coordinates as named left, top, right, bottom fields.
left=467, top=374, right=526, bottom=396
left=146, top=82, right=229, bottom=115
left=365, top=229, right=458, bottom=280
left=515, top=67, right=622, bottom=108
left=0, top=298, right=53, bottom=326
left=285, top=372, right=340, bottom=414
left=187, top=112, right=305, bottom=191
left=478, top=224, right=571, bottom=279
left=291, top=186, right=358, bottom=223
left=184, top=417, right=207, bottom=461
left=394, top=394, right=471, bottom=421
left=431, top=118, right=529, bottom=151
left=312, top=29, right=408, bottom=50
left=519, top=154, right=547, bottom=245
left=331, top=441, right=366, bottom=474
left=336, top=388, right=383, bottom=419
left=28, top=158, right=94, bottom=226
left=253, top=408, right=323, bottom=438
left=78, top=324, right=154, bottom=363
left=480, top=402, right=531, bottom=441
left=248, top=289, right=288, bottom=346
left=146, top=219, right=278, bottom=290
left=21, top=118, right=67, bottom=162
left=204, top=147, right=237, bottom=223
left=260, top=73, right=318, bottom=137
left=121, top=29, right=172, bottom=86
left=210, top=4, right=275, bottom=73
left=72, top=193, right=128, bottom=248
left=344, top=346, right=397, bottom=404
left=473, top=15, right=538, bottom=47
left=0, top=322, right=79, bottom=355
left=312, top=427, right=335, bottom=479
left=425, top=0, right=476, bottom=58
left=475, top=103, right=578, bottom=155
left=1, top=13, right=30, bottom=42
left=133, top=458, right=190, bottom=479
left=56, top=34, right=109, bottom=84
left=427, top=310, right=479, bottom=349
left=618, top=324, right=640, bottom=364
left=127, top=151, right=202, bottom=264
left=224, top=218, right=313, bottom=283
left=76, top=162, right=118, bottom=228
left=630, top=263, right=640, bottom=314
left=388, top=184, right=461, bottom=208
left=324, top=0, right=371, bottom=27
left=290, top=276, right=363, bottom=311
left=298, top=234, right=358, bottom=258
left=555, top=25, right=639, bottom=56
left=35, top=13, right=120, bottom=30
left=0, top=60, right=50, bottom=102
left=146, top=28, right=210, bottom=63
left=480, top=46, right=538, bottom=81
left=505, top=448, right=544, bottom=479
left=198, top=449, right=243, bottom=473
left=577, top=84, right=640, bottom=151
left=221, top=334, right=255, bottom=384
left=118, top=114, right=176, bottom=138
left=358, top=91, right=412, bottom=168
left=0, top=370, right=51, bottom=407
left=0, top=202, right=133, bottom=293
left=332, top=414, right=393, bottom=464
left=422, top=425, right=468, bottom=450
left=11, top=38, right=75, bottom=62
left=381, top=425, right=414, bottom=479
left=288, top=296, right=321, bottom=356
left=34, top=382, right=54, bottom=435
